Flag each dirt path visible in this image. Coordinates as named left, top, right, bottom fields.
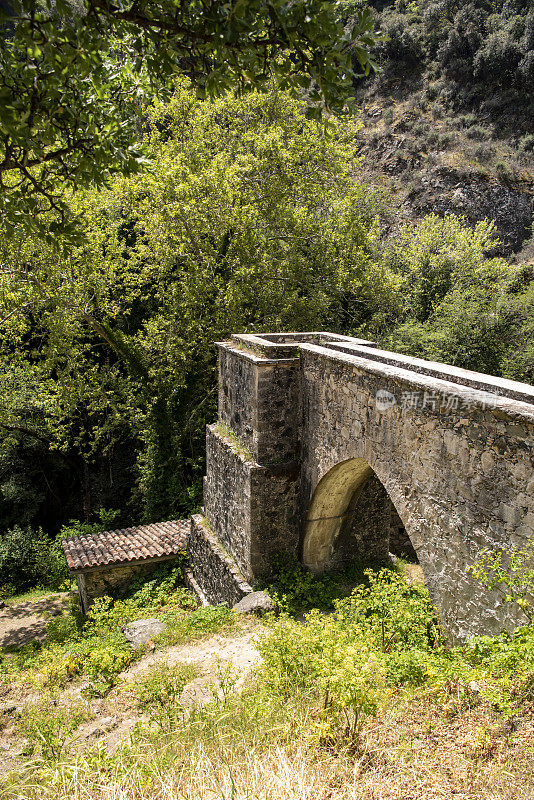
left=0, top=620, right=263, bottom=769
left=0, top=591, right=263, bottom=770
left=0, top=593, right=77, bottom=649
left=67, top=627, right=263, bottom=751
left=122, top=627, right=261, bottom=703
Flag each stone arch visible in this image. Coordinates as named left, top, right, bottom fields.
left=302, top=457, right=417, bottom=573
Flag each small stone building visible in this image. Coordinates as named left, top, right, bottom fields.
left=62, top=520, right=188, bottom=612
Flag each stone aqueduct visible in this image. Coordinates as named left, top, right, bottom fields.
left=188, top=332, right=534, bottom=641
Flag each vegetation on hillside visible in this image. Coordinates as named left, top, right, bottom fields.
left=365, top=0, right=533, bottom=132
left=348, top=0, right=534, bottom=258
left=0, top=0, right=380, bottom=237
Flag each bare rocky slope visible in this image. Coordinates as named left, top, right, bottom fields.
left=350, top=0, right=534, bottom=261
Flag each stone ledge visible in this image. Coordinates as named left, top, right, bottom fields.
left=216, top=339, right=299, bottom=364
left=187, top=515, right=253, bottom=607
left=227, top=332, right=377, bottom=360
left=326, top=342, right=534, bottom=405
left=184, top=568, right=209, bottom=606
left=300, top=345, right=534, bottom=423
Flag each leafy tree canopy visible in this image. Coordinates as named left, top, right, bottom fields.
left=0, top=83, right=391, bottom=523
left=0, top=0, right=380, bottom=238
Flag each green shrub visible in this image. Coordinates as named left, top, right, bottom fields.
left=336, top=568, right=443, bottom=652
left=0, top=526, right=51, bottom=592
left=262, top=555, right=367, bottom=616
left=413, top=121, right=431, bottom=136
left=157, top=604, right=236, bottom=647
left=85, top=639, right=136, bottom=689
left=380, top=10, right=425, bottom=66
left=385, top=647, right=435, bottom=687
left=437, top=131, right=456, bottom=148
left=473, top=32, right=523, bottom=85
left=131, top=661, right=198, bottom=729
left=380, top=213, right=534, bottom=380
left=15, top=696, right=90, bottom=760
left=518, top=133, right=534, bottom=152
left=0, top=510, right=124, bottom=596
left=58, top=509, right=121, bottom=542
left=257, top=610, right=387, bottom=741
left=495, top=160, right=511, bottom=176
left=474, top=143, right=496, bottom=162
left=257, top=568, right=444, bottom=740
left=458, top=113, right=478, bottom=128
left=81, top=564, right=194, bottom=640
left=46, top=614, right=81, bottom=645
left=466, top=125, right=491, bottom=140
left=469, top=540, right=534, bottom=624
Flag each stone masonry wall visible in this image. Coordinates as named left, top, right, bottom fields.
left=217, top=344, right=300, bottom=465
left=389, top=507, right=418, bottom=560
left=188, top=515, right=253, bottom=606
left=203, top=424, right=255, bottom=576
left=79, top=561, right=166, bottom=610
left=203, top=424, right=300, bottom=581
left=299, top=344, right=534, bottom=641
left=332, top=475, right=393, bottom=568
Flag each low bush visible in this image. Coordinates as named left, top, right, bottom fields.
left=466, top=125, right=491, bottom=140
left=0, top=510, right=124, bottom=597
left=468, top=539, right=534, bottom=624
left=46, top=613, right=81, bottom=645
left=15, top=696, right=90, bottom=760
left=261, top=555, right=368, bottom=616
left=518, top=133, right=534, bottom=152
left=474, top=143, right=496, bottom=162
left=0, top=526, right=54, bottom=593
left=131, top=661, right=198, bottom=729
left=258, top=561, right=534, bottom=730
left=257, top=567, right=443, bottom=742
left=0, top=562, right=201, bottom=690
left=157, top=603, right=236, bottom=647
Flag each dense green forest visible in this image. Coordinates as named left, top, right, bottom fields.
left=0, top=0, right=533, bottom=593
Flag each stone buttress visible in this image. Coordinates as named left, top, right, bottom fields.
left=188, top=334, right=304, bottom=605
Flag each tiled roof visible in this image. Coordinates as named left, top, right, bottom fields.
left=62, top=520, right=189, bottom=573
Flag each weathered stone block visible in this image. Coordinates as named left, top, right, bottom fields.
left=203, top=425, right=300, bottom=580
left=188, top=515, right=253, bottom=606
left=77, top=561, right=167, bottom=612
left=123, top=618, right=166, bottom=648
left=217, top=343, right=300, bottom=465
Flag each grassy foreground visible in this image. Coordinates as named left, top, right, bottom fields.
left=1, top=562, right=534, bottom=799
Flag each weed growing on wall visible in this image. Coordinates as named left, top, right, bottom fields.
left=469, top=540, right=534, bottom=624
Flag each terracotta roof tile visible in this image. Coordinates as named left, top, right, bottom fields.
left=61, top=520, right=189, bottom=573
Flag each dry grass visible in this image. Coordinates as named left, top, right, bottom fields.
left=2, top=576, right=533, bottom=800
left=2, top=686, right=533, bottom=800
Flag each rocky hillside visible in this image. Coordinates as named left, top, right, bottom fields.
left=351, top=0, right=534, bottom=259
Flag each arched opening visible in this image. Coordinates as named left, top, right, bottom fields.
left=302, top=458, right=418, bottom=574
